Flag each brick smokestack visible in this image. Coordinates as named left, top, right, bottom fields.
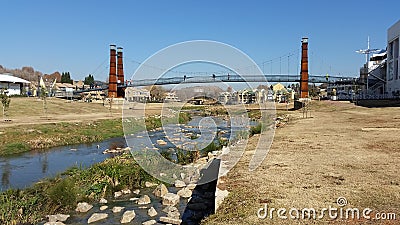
left=108, top=44, right=117, bottom=98
left=117, top=47, right=124, bottom=84
left=300, top=37, right=309, bottom=98
left=117, top=47, right=125, bottom=98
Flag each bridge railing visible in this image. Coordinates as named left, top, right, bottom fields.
left=70, top=74, right=358, bottom=93
left=124, top=74, right=357, bottom=87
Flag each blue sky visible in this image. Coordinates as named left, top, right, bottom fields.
left=0, top=0, right=399, bottom=81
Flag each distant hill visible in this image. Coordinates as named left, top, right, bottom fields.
left=0, top=65, right=61, bottom=83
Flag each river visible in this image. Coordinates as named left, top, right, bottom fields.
left=0, top=116, right=245, bottom=191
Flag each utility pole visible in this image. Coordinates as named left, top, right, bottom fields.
left=356, top=36, right=380, bottom=95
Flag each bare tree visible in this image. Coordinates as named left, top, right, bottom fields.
left=146, top=85, right=166, bottom=102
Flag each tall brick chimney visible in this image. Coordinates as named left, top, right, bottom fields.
left=300, top=37, right=309, bottom=99
left=117, top=47, right=125, bottom=97
left=108, top=44, right=117, bottom=98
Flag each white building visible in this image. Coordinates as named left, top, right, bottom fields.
left=359, top=50, right=387, bottom=96
left=387, top=20, right=400, bottom=95
left=125, top=87, right=150, bottom=102
left=164, top=92, right=180, bottom=102
left=0, top=74, right=30, bottom=95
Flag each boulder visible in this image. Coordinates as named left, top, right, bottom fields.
left=112, top=206, right=125, bottom=213
left=133, top=189, right=140, bottom=195
left=153, top=184, right=168, bottom=197
left=87, top=213, right=108, bottom=223
left=142, top=219, right=157, bottom=225
left=162, top=193, right=180, bottom=206
left=47, top=214, right=70, bottom=222
left=120, top=210, right=136, bottom=223
left=147, top=207, right=158, bottom=217
left=44, top=222, right=65, bottom=225
left=167, top=210, right=180, bottom=219
left=100, top=206, right=108, bottom=211
left=186, top=183, right=197, bottom=190
left=145, top=181, right=157, bottom=187
left=159, top=216, right=182, bottom=225
left=174, top=180, right=186, bottom=188
left=137, top=195, right=151, bottom=205
left=177, top=187, right=192, bottom=198
left=99, top=198, right=108, bottom=204
left=162, top=205, right=178, bottom=213
left=75, top=202, right=93, bottom=213
left=121, top=188, right=131, bottom=195
left=114, top=191, right=122, bottom=198
left=157, top=139, right=167, bottom=145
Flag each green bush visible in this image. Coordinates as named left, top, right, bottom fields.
left=48, top=178, right=77, bottom=208
left=3, top=142, right=30, bottom=155
left=176, top=149, right=199, bottom=165
left=250, top=123, right=262, bottom=136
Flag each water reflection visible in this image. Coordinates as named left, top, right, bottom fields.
left=39, top=154, right=48, bottom=174
left=0, top=137, right=126, bottom=190
left=1, top=160, right=10, bottom=187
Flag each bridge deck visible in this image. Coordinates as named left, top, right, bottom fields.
left=73, top=74, right=357, bottom=93
left=125, top=74, right=356, bottom=87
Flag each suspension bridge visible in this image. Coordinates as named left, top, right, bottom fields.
left=121, top=74, right=356, bottom=88
left=75, top=38, right=358, bottom=96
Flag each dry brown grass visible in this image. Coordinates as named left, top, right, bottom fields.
left=204, top=100, right=400, bottom=225
left=0, top=97, right=170, bottom=128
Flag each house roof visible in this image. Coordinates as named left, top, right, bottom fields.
left=54, top=83, right=76, bottom=89
left=0, top=74, right=30, bottom=84
left=273, top=83, right=287, bottom=92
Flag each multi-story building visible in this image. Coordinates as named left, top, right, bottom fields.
left=125, top=87, right=150, bottom=102
left=387, top=20, right=400, bottom=95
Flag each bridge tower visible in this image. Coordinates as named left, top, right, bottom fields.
left=117, top=47, right=125, bottom=98
left=108, top=44, right=117, bottom=98
left=300, top=37, right=309, bottom=98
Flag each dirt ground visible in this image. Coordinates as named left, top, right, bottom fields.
left=204, top=100, right=400, bottom=224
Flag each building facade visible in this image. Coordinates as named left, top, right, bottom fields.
left=387, top=20, right=400, bottom=95
left=0, top=74, right=30, bottom=95
left=125, top=87, right=150, bottom=102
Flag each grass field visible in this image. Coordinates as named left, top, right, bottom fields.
left=0, top=97, right=194, bottom=156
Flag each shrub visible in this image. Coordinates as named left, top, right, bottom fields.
left=48, top=178, right=77, bottom=208
left=250, top=123, right=262, bottom=136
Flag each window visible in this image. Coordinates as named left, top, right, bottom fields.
left=388, top=61, right=394, bottom=81
left=389, top=42, right=393, bottom=60
left=396, top=39, right=400, bottom=80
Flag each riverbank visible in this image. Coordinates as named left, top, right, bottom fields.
left=0, top=118, right=124, bottom=156
left=0, top=153, right=159, bottom=224
left=203, top=100, right=400, bottom=225
left=0, top=98, right=192, bottom=156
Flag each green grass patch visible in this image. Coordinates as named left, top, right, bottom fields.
left=0, top=119, right=124, bottom=156
left=0, top=154, right=158, bottom=225
left=2, top=142, right=30, bottom=155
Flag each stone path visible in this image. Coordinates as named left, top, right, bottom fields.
left=43, top=158, right=223, bottom=225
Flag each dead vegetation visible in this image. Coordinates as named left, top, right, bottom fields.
left=203, top=101, right=400, bottom=225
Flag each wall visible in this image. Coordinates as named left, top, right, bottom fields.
left=0, top=82, right=22, bottom=95
left=387, top=20, right=400, bottom=94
